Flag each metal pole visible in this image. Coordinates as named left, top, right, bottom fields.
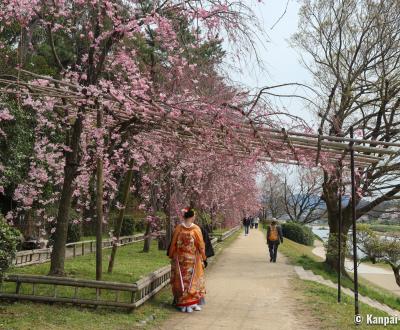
left=337, top=162, right=342, bottom=303
left=350, top=127, right=360, bottom=316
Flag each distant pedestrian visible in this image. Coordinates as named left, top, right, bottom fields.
left=250, top=216, right=255, bottom=229
left=254, top=216, right=260, bottom=229
left=242, top=216, right=250, bottom=235
left=266, top=220, right=283, bottom=262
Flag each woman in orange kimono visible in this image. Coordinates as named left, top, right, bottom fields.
left=168, top=207, right=207, bottom=313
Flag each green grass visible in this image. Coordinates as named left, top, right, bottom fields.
left=368, top=224, right=400, bottom=234
left=9, top=240, right=169, bottom=283
left=2, top=241, right=170, bottom=306
left=210, top=228, right=229, bottom=235
left=1, top=240, right=172, bottom=329
left=294, top=279, right=399, bottom=329
left=279, top=238, right=400, bottom=311
left=1, top=229, right=240, bottom=330
left=79, top=235, right=108, bottom=241
left=80, top=232, right=144, bottom=242
left=0, top=287, right=174, bottom=330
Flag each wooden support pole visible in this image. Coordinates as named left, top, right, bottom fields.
left=96, top=107, right=104, bottom=281
left=337, top=161, right=343, bottom=303
left=350, top=127, right=360, bottom=316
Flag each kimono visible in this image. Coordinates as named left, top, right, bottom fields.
left=168, top=223, right=207, bottom=307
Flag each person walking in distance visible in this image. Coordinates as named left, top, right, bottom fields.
left=250, top=216, right=254, bottom=229
left=242, top=216, right=250, bottom=236
left=253, top=216, right=260, bottom=229
left=267, top=219, right=283, bottom=262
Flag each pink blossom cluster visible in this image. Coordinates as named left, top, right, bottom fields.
left=0, top=0, right=266, bottom=238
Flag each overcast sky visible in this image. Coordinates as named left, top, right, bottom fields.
left=225, top=0, right=316, bottom=126
left=226, top=1, right=316, bottom=185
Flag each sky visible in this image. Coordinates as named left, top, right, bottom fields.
left=225, top=0, right=316, bottom=126
left=223, top=0, right=316, bottom=186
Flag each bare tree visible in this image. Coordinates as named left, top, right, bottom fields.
left=283, top=168, right=325, bottom=224
left=294, top=0, right=400, bottom=272
left=261, top=173, right=286, bottom=219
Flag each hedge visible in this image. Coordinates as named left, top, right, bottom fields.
left=0, top=216, right=21, bottom=278
left=120, top=216, right=135, bottom=236
left=281, top=222, right=314, bottom=246
left=67, top=222, right=81, bottom=243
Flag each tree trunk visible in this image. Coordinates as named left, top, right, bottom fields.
left=95, top=109, right=103, bottom=281
left=23, top=209, right=35, bottom=239
left=325, top=209, right=352, bottom=275
left=49, top=116, right=83, bottom=276
left=143, top=221, right=152, bottom=252
left=108, top=160, right=134, bottom=273
left=389, top=263, right=400, bottom=287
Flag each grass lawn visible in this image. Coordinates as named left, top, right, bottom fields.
left=1, top=240, right=172, bottom=330
left=279, top=238, right=400, bottom=311
left=294, top=278, right=399, bottom=329
left=80, top=232, right=144, bottom=242
left=9, top=240, right=169, bottom=283
left=0, top=230, right=240, bottom=330
left=0, top=289, right=174, bottom=330
left=79, top=235, right=109, bottom=241
left=368, top=224, right=400, bottom=234
left=210, top=228, right=229, bottom=235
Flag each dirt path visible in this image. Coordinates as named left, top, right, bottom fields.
left=158, top=229, right=317, bottom=330
left=312, top=240, right=400, bottom=296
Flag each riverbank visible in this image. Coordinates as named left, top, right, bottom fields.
left=280, top=237, right=400, bottom=311
left=312, top=240, right=400, bottom=296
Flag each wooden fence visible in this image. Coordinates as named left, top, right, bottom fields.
left=2, top=226, right=239, bottom=310
left=219, top=226, right=240, bottom=241
left=14, top=234, right=145, bottom=268
left=0, top=274, right=140, bottom=309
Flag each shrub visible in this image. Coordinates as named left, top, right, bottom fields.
left=134, top=218, right=146, bottom=233
left=281, top=222, right=314, bottom=246
left=0, top=216, right=21, bottom=279
left=120, top=216, right=135, bottom=236
left=66, top=222, right=81, bottom=243
left=261, top=219, right=272, bottom=230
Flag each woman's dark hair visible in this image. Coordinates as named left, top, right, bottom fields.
left=183, top=208, right=195, bottom=219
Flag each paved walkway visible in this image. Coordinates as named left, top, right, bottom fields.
left=159, top=229, right=317, bottom=330
left=312, top=240, right=400, bottom=296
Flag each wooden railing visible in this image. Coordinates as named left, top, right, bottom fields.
left=14, top=249, right=52, bottom=267
left=210, top=237, right=218, bottom=246
left=211, top=225, right=240, bottom=242
left=14, top=234, right=145, bottom=268
left=0, top=274, right=139, bottom=309
left=219, top=226, right=240, bottom=241
left=2, top=227, right=239, bottom=310
left=132, top=265, right=172, bottom=308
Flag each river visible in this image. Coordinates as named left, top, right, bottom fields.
left=310, top=226, right=396, bottom=259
